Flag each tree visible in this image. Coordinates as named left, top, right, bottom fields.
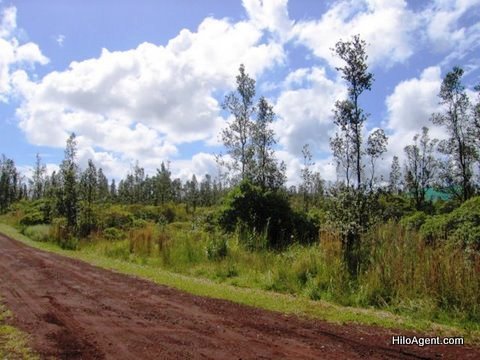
left=431, top=66, right=477, bottom=202
left=301, top=144, right=314, bottom=212
left=78, top=159, right=98, bottom=237
left=388, top=155, right=401, bottom=194
left=366, top=128, right=388, bottom=189
left=60, top=133, right=79, bottom=229
left=404, top=127, right=438, bottom=210
left=221, top=64, right=256, bottom=181
left=252, top=96, right=285, bottom=190
left=30, top=153, right=46, bottom=200
left=0, top=155, right=22, bottom=213
left=97, top=168, right=109, bottom=202
left=155, top=162, right=172, bottom=205
left=331, top=35, right=374, bottom=189
left=79, top=159, right=98, bottom=205
left=185, top=175, right=199, bottom=214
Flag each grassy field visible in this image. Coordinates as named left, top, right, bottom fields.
left=1, top=222, right=479, bottom=345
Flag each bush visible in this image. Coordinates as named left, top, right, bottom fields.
left=19, top=210, right=45, bottom=226
left=23, top=224, right=51, bottom=242
left=218, top=180, right=318, bottom=248
left=419, top=215, right=449, bottom=244
left=400, top=211, right=427, bottom=231
left=103, top=227, right=125, bottom=241
left=99, top=205, right=134, bottom=229
left=448, top=196, right=480, bottom=251
left=50, top=217, right=78, bottom=250
left=77, top=203, right=98, bottom=238
left=206, top=234, right=228, bottom=260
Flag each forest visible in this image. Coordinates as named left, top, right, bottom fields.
left=1, top=35, right=480, bottom=332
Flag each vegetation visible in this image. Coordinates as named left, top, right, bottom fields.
left=0, top=300, right=38, bottom=359
left=0, top=34, right=479, bottom=341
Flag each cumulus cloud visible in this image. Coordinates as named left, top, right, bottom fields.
left=291, top=0, right=419, bottom=69
left=242, top=0, right=293, bottom=40
left=0, top=6, right=48, bottom=101
left=273, top=67, right=345, bottom=155
left=14, top=14, right=285, bottom=179
left=385, top=66, right=446, bottom=158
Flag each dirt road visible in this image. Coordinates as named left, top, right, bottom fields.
left=0, top=234, right=478, bottom=359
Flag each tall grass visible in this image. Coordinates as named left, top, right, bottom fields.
left=359, top=222, right=480, bottom=324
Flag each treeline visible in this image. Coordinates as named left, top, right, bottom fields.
left=1, top=35, right=479, bottom=258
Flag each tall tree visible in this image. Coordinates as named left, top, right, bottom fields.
left=301, top=144, right=314, bottom=212
left=155, top=162, right=172, bottom=205
left=0, top=155, right=22, bottom=213
left=30, top=153, right=46, bottom=200
left=252, top=96, right=285, bottom=190
left=221, top=64, right=256, bottom=181
left=404, top=127, right=437, bottom=210
left=331, top=35, right=374, bottom=189
left=97, top=168, right=109, bottom=202
left=431, top=66, right=477, bottom=202
left=388, top=155, right=401, bottom=194
left=366, top=128, right=388, bottom=190
left=60, top=133, right=79, bottom=229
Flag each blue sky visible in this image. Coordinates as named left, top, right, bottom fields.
left=1, top=0, right=479, bottom=184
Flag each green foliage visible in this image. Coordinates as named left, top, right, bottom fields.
left=22, top=224, right=51, bottom=242
left=378, top=194, right=412, bottom=221
left=218, top=180, right=318, bottom=248
left=77, top=202, right=98, bottom=237
left=205, top=234, right=228, bottom=260
left=103, top=227, right=125, bottom=241
left=50, top=217, right=78, bottom=250
left=419, top=215, right=449, bottom=244
left=99, top=205, right=134, bottom=229
left=400, top=211, right=427, bottom=231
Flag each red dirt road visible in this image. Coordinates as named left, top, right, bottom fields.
left=0, top=234, right=479, bottom=359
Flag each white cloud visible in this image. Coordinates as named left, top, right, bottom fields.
left=291, top=0, right=418, bottom=69
left=242, top=0, right=292, bottom=40
left=384, top=66, right=448, bottom=173
left=0, top=6, right=48, bottom=101
left=273, top=67, right=346, bottom=155
left=14, top=15, right=285, bottom=179
left=171, top=152, right=219, bottom=182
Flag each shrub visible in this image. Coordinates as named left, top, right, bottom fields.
left=419, top=215, right=449, bottom=244
left=99, top=205, right=134, bottom=229
left=50, top=217, right=78, bottom=250
left=103, top=227, right=125, bottom=241
left=77, top=203, right=98, bottom=238
left=206, top=234, right=228, bottom=260
left=400, top=211, right=427, bottom=231
left=19, top=210, right=45, bottom=226
left=218, top=180, right=317, bottom=248
left=23, top=224, right=51, bottom=242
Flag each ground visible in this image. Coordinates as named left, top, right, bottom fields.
left=0, top=234, right=479, bottom=359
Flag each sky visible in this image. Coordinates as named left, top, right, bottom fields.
left=0, top=0, right=479, bottom=185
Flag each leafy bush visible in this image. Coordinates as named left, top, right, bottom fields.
left=103, top=227, right=125, bottom=241
left=378, top=194, right=412, bottom=221
left=22, top=224, right=51, bottom=242
left=218, top=180, right=318, bottom=248
left=19, top=210, right=45, bottom=226
left=77, top=203, right=98, bottom=237
left=50, top=217, right=78, bottom=250
left=419, top=215, right=449, bottom=244
left=400, top=211, right=427, bottom=231
left=206, top=235, right=228, bottom=260
left=99, top=205, right=134, bottom=229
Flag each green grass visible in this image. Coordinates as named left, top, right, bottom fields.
left=1, top=222, right=479, bottom=345
left=0, top=301, right=38, bottom=359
